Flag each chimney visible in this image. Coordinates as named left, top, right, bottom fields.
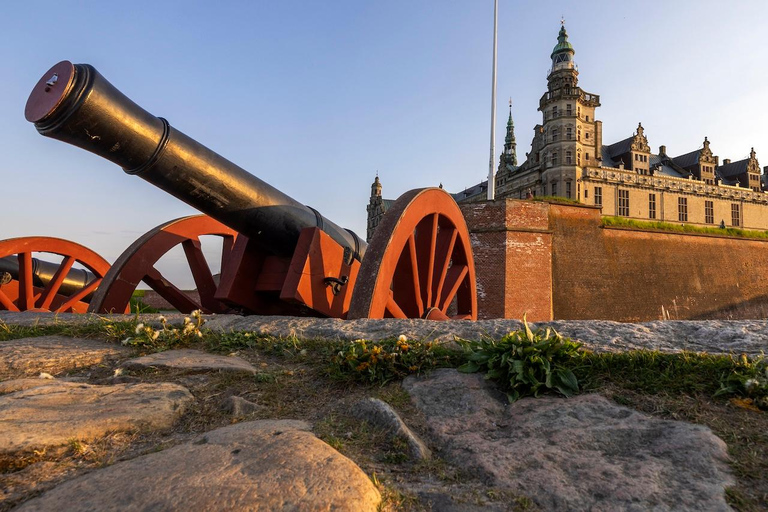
left=659, top=145, right=667, bottom=155
left=723, top=159, right=731, bottom=165
left=595, top=120, right=603, bottom=160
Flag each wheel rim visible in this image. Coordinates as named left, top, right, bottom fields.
left=88, top=215, right=238, bottom=314
left=0, top=237, right=111, bottom=313
left=348, top=188, right=477, bottom=320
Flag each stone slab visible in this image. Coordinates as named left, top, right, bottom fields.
left=2, top=313, right=768, bottom=355
left=121, top=349, right=256, bottom=374
left=17, top=419, right=381, bottom=512
left=403, top=369, right=734, bottom=512
left=0, top=381, right=193, bottom=453
left=0, top=378, right=61, bottom=394
left=0, top=335, right=129, bottom=380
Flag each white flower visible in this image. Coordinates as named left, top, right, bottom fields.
left=152, top=331, right=160, bottom=341
left=158, top=315, right=167, bottom=324
left=183, top=323, right=195, bottom=334
left=745, top=378, right=760, bottom=391
left=191, top=309, right=202, bottom=319
left=121, top=337, right=132, bottom=345
left=134, top=323, right=145, bottom=334
left=398, top=334, right=408, bottom=343
left=197, top=331, right=203, bottom=338
left=183, top=317, right=191, bottom=325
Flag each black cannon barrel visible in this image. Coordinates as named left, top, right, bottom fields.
left=25, top=61, right=365, bottom=261
left=0, top=256, right=96, bottom=300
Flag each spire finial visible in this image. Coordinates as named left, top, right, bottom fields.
left=561, top=15, right=565, bottom=26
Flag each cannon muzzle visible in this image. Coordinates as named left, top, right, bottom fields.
left=0, top=256, right=96, bottom=300
left=26, top=61, right=365, bottom=261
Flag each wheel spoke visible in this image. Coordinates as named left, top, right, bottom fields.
left=144, top=268, right=202, bottom=313
left=438, top=264, right=469, bottom=312
left=416, top=214, right=438, bottom=307
left=39, top=256, right=75, bottom=310
left=407, top=235, right=424, bottom=316
left=221, top=235, right=235, bottom=270
left=56, top=278, right=102, bottom=312
left=0, top=288, right=19, bottom=312
left=18, top=252, right=35, bottom=310
left=385, top=293, right=408, bottom=319
left=182, top=239, right=217, bottom=308
left=433, top=226, right=458, bottom=304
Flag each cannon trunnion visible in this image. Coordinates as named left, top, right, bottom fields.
left=26, top=61, right=477, bottom=320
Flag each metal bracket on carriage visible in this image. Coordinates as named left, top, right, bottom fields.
left=323, top=275, right=349, bottom=296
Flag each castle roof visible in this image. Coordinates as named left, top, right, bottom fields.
left=603, top=137, right=633, bottom=159
left=649, top=154, right=688, bottom=178
left=716, top=158, right=749, bottom=178
left=671, top=149, right=701, bottom=169
left=453, top=181, right=488, bottom=201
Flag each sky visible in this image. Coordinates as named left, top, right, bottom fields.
left=2, top=0, right=767, bottom=288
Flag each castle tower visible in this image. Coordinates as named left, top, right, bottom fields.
left=503, top=101, right=518, bottom=166
left=538, top=22, right=601, bottom=199
left=366, top=175, right=384, bottom=242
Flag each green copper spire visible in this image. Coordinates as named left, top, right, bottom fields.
left=550, top=22, right=575, bottom=71
left=503, top=100, right=517, bottom=166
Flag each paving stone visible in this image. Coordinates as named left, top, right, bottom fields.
left=0, top=335, right=128, bottom=380
left=2, top=313, right=768, bottom=355
left=16, top=420, right=381, bottom=512
left=223, top=395, right=264, bottom=417
left=352, top=397, right=431, bottom=460
left=0, top=378, right=61, bottom=394
left=0, top=381, right=193, bottom=454
left=121, top=349, right=256, bottom=374
left=403, top=369, right=734, bottom=512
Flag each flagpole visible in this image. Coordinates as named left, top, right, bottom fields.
left=487, top=0, right=498, bottom=201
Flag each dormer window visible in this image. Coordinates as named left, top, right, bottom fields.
left=553, top=106, right=558, bottom=117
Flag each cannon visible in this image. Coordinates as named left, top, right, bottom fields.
left=26, top=61, right=477, bottom=320
left=0, top=237, right=111, bottom=312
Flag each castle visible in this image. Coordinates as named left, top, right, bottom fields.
left=367, top=23, right=768, bottom=240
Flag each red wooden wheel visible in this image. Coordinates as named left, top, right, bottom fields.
left=0, top=237, right=111, bottom=313
left=88, top=215, right=238, bottom=314
left=348, top=188, right=477, bottom=320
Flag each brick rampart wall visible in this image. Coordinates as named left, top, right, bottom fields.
left=464, top=199, right=768, bottom=321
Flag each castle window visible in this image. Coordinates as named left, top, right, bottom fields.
left=705, top=201, right=714, bottom=224
left=578, top=130, right=581, bottom=141
left=585, top=132, right=590, bottom=140
left=585, top=189, right=589, bottom=199
left=567, top=127, right=572, bottom=140
left=594, top=187, right=603, bottom=207
left=586, top=153, right=590, bottom=161
left=566, top=182, right=572, bottom=199
left=551, top=181, right=557, bottom=196
left=649, top=194, right=656, bottom=219
left=566, top=151, right=572, bottom=164
left=618, top=189, right=630, bottom=216
left=552, top=152, right=559, bottom=166
left=678, top=197, right=688, bottom=222
left=553, top=106, right=558, bottom=117
left=552, top=128, right=558, bottom=142
left=731, top=203, right=741, bottom=227
left=566, top=104, right=572, bottom=116
left=586, top=115, right=590, bottom=122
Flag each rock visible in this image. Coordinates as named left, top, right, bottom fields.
left=17, top=420, right=381, bottom=512
left=0, top=335, right=128, bottom=380
left=352, top=397, right=431, bottom=460
left=0, top=378, right=62, bottom=394
left=403, top=369, right=734, bottom=512
left=223, top=395, right=263, bottom=417
left=2, top=313, right=768, bottom=355
left=0, top=381, right=193, bottom=454
left=121, top=349, right=256, bottom=374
